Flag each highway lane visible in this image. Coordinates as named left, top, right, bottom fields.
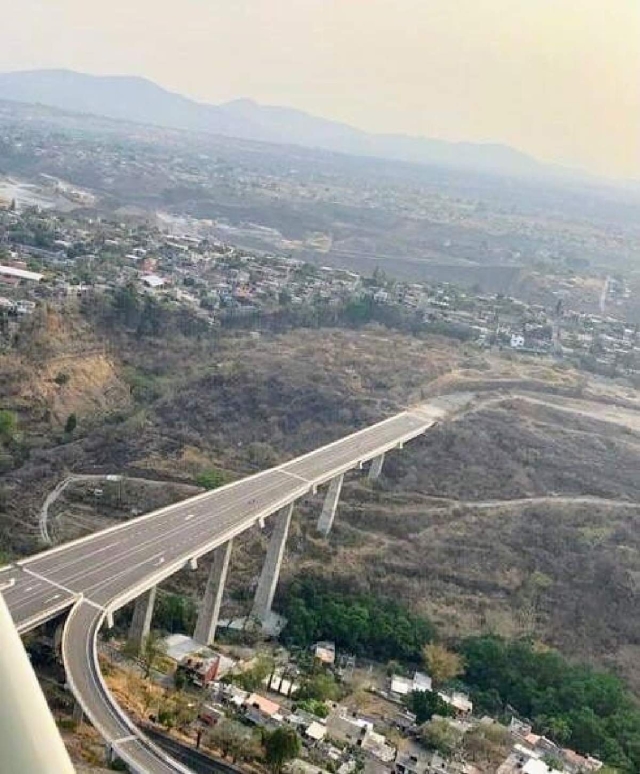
left=63, top=601, right=191, bottom=774
left=3, top=405, right=447, bottom=634
left=283, top=411, right=430, bottom=482
left=141, top=727, right=241, bottom=774
left=1, top=401, right=456, bottom=774
left=34, top=469, right=304, bottom=605
left=0, top=565, right=77, bottom=633
left=2, top=468, right=309, bottom=630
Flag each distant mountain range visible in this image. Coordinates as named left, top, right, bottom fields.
left=0, top=68, right=564, bottom=179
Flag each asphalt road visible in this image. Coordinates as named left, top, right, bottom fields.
left=140, top=727, right=242, bottom=774
left=0, top=399, right=459, bottom=773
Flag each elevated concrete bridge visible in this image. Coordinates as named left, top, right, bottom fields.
left=1, top=394, right=469, bottom=773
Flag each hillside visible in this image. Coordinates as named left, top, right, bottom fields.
left=0, top=69, right=557, bottom=179
left=2, top=305, right=640, bottom=694
left=282, top=399, right=640, bottom=691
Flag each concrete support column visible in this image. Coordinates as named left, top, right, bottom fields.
left=368, top=453, right=385, bottom=481
left=72, top=701, right=84, bottom=726
left=193, top=539, right=233, bottom=646
left=128, top=586, right=157, bottom=651
left=317, top=473, right=344, bottom=535
left=251, top=503, right=295, bottom=623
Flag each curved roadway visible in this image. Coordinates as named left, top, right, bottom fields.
left=1, top=396, right=462, bottom=773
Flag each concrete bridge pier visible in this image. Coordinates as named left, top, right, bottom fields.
left=128, top=586, right=157, bottom=652
left=368, top=453, right=385, bottom=481
left=251, top=503, right=295, bottom=623
left=317, top=473, right=344, bottom=535
left=72, top=700, right=84, bottom=727
left=193, top=539, right=233, bottom=646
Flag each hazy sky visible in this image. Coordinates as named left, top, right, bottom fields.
left=2, top=0, right=639, bottom=178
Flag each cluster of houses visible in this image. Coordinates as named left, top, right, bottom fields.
left=496, top=718, right=604, bottom=774
left=3, top=201, right=640, bottom=378
left=158, top=629, right=604, bottom=774
left=389, top=671, right=473, bottom=718
left=0, top=259, right=40, bottom=326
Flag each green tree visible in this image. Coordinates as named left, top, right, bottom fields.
left=419, top=717, right=462, bottom=755
left=236, top=653, right=275, bottom=691
left=407, top=690, right=455, bottom=724
left=460, top=635, right=640, bottom=771
left=157, top=697, right=177, bottom=730
left=64, top=413, right=77, bottom=435
left=264, top=727, right=301, bottom=774
left=297, top=673, right=340, bottom=702
left=296, top=698, right=329, bottom=718
left=173, top=669, right=187, bottom=691
left=0, top=410, right=17, bottom=442
left=195, top=468, right=227, bottom=490
left=542, top=754, right=564, bottom=771
left=54, top=372, right=70, bottom=386
left=112, top=283, right=141, bottom=328
left=139, top=632, right=166, bottom=677
left=207, top=719, right=257, bottom=762
left=537, top=716, right=572, bottom=745
left=174, top=694, right=198, bottom=731
left=154, top=592, right=197, bottom=634
left=281, top=576, right=435, bottom=661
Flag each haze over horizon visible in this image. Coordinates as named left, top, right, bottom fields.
left=1, top=0, right=639, bottom=180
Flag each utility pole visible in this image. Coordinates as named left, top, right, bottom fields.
left=0, top=585, right=75, bottom=773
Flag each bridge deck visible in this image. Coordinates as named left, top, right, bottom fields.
left=2, top=400, right=457, bottom=774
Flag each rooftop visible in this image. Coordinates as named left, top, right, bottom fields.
left=0, top=264, right=43, bottom=282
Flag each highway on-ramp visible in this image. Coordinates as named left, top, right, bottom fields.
left=1, top=397, right=459, bottom=773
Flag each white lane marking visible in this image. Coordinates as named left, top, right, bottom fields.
left=31, top=474, right=297, bottom=597
left=84, top=491, right=310, bottom=607
left=27, top=539, right=123, bottom=577
left=279, top=469, right=312, bottom=485
left=152, top=556, right=165, bottom=567
left=22, top=568, right=80, bottom=598
left=114, top=735, right=138, bottom=744
left=184, top=514, right=195, bottom=521
left=81, top=597, right=105, bottom=612
left=59, top=477, right=297, bottom=589
left=50, top=476, right=306, bottom=604
left=47, top=594, right=61, bottom=602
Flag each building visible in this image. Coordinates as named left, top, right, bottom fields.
left=305, top=720, right=327, bottom=743
left=264, top=669, right=300, bottom=697
left=523, top=761, right=563, bottom=774
left=390, top=671, right=433, bottom=697
left=141, top=273, right=166, bottom=289
left=313, top=641, right=336, bottom=665
left=438, top=690, right=473, bottom=718
left=395, top=748, right=431, bottom=774
left=176, top=654, right=220, bottom=687
left=327, top=712, right=371, bottom=746
left=361, top=729, right=395, bottom=762
left=0, top=264, right=43, bottom=283
left=244, top=692, right=283, bottom=727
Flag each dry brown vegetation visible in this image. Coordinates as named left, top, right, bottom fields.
left=3, top=305, right=640, bottom=694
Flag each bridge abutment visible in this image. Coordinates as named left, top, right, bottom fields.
left=193, top=539, right=233, bottom=646
left=317, top=473, right=344, bottom=535
left=251, top=503, right=294, bottom=623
